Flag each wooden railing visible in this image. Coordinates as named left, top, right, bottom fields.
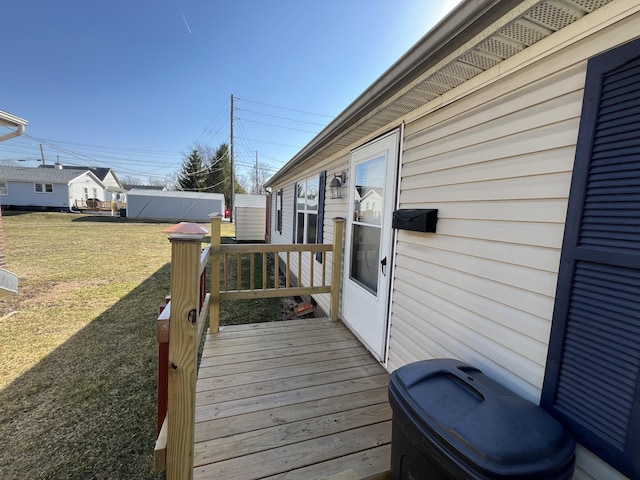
left=154, top=215, right=344, bottom=479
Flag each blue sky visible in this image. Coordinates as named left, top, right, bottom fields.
left=1, top=0, right=459, bottom=186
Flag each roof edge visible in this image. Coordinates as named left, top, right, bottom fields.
left=266, top=0, right=521, bottom=186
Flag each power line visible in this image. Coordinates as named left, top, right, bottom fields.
left=234, top=107, right=327, bottom=127
left=235, top=96, right=334, bottom=118
left=234, top=116, right=320, bottom=135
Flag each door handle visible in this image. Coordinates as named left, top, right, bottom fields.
left=381, top=257, right=387, bottom=276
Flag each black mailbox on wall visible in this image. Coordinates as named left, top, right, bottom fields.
left=392, top=209, right=438, bottom=233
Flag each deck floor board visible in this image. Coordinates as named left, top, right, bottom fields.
left=194, top=318, right=391, bottom=479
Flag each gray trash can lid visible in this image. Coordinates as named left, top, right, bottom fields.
left=390, top=358, right=575, bottom=477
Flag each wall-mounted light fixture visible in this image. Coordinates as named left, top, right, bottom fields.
left=330, top=171, right=346, bottom=199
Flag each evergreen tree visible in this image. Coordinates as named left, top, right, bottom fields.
left=177, top=148, right=207, bottom=190
left=205, top=143, right=246, bottom=207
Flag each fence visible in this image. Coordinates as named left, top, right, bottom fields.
left=154, top=215, right=344, bottom=479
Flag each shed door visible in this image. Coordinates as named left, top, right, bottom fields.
left=342, top=131, right=399, bottom=361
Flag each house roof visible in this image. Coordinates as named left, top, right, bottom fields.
left=122, top=184, right=165, bottom=191
left=266, top=0, right=613, bottom=186
left=0, top=165, right=103, bottom=185
left=38, top=165, right=118, bottom=183
left=127, top=189, right=224, bottom=200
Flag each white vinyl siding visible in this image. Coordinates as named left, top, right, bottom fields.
left=390, top=42, right=590, bottom=396
left=264, top=6, right=640, bottom=478
left=269, top=157, right=349, bottom=316
left=387, top=11, right=639, bottom=479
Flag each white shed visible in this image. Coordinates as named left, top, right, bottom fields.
left=126, top=189, right=225, bottom=222
left=234, top=194, right=266, bottom=242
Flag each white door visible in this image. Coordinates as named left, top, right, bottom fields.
left=342, top=131, right=399, bottom=361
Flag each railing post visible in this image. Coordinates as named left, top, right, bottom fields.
left=162, top=222, right=208, bottom=480
left=209, top=215, right=221, bottom=333
left=330, top=217, right=345, bottom=322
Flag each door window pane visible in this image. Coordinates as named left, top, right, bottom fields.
left=350, top=224, right=381, bottom=294
left=353, top=155, right=385, bottom=226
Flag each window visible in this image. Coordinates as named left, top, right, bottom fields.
left=294, top=172, right=326, bottom=248
left=541, top=38, right=640, bottom=480
left=296, top=177, right=318, bottom=244
left=0, top=182, right=7, bottom=195
left=83, top=187, right=88, bottom=199
left=35, top=183, right=53, bottom=193
left=276, top=189, right=283, bottom=234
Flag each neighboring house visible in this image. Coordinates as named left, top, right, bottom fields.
left=0, top=165, right=105, bottom=211
left=234, top=194, right=266, bottom=242
left=125, top=189, right=225, bottom=222
left=265, top=1, right=640, bottom=479
left=0, top=109, right=28, bottom=297
left=39, top=164, right=126, bottom=207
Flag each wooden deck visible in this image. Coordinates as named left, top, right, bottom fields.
left=193, top=318, right=392, bottom=479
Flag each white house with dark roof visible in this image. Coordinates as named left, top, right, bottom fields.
left=0, top=165, right=105, bottom=211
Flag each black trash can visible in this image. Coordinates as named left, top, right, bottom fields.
left=389, top=359, right=575, bottom=480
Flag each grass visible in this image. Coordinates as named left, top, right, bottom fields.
left=0, top=212, right=285, bottom=479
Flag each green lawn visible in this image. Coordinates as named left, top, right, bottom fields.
left=0, top=212, right=281, bottom=479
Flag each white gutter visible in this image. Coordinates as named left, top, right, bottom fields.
left=0, top=109, right=28, bottom=143
left=0, top=123, right=25, bottom=143
left=0, top=109, right=27, bottom=297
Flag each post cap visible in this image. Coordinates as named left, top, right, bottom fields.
left=163, top=222, right=209, bottom=238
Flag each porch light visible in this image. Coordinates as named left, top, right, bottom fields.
left=330, top=171, right=346, bottom=199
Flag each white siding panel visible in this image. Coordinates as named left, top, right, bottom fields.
left=395, top=251, right=555, bottom=320
left=404, top=147, right=576, bottom=187
left=394, top=258, right=552, bottom=344
left=403, top=119, right=580, bottom=176
left=235, top=207, right=266, bottom=242
left=399, top=232, right=561, bottom=272
left=388, top=54, right=585, bottom=398
left=398, top=240, right=558, bottom=297
left=390, top=293, right=542, bottom=402
left=402, top=172, right=573, bottom=203
left=573, top=445, right=629, bottom=480
left=402, top=199, right=568, bottom=223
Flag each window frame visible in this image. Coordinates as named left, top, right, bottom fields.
left=293, top=172, right=326, bottom=260
left=34, top=183, right=53, bottom=194
left=295, top=176, right=319, bottom=245
left=0, top=181, right=7, bottom=195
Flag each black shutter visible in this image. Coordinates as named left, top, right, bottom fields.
left=541, top=38, right=640, bottom=479
left=277, top=189, right=283, bottom=234
left=292, top=183, right=298, bottom=243
left=316, top=171, right=326, bottom=262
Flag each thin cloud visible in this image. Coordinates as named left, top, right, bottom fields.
left=176, top=1, right=192, bottom=35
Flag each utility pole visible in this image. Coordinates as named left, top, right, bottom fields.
left=230, top=94, right=235, bottom=223
left=40, top=144, right=45, bottom=165
left=255, top=151, right=259, bottom=194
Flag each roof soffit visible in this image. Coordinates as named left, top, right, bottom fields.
left=267, top=0, right=613, bottom=185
